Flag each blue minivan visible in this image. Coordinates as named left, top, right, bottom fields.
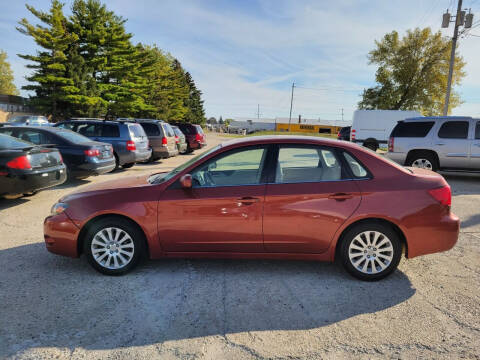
left=54, top=119, right=151, bottom=169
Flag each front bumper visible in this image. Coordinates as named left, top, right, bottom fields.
left=1, top=165, right=67, bottom=196
left=44, top=212, right=80, bottom=258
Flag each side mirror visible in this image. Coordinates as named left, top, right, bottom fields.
left=179, top=174, right=192, bottom=189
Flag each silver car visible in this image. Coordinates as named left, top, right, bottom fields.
left=386, top=116, right=480, bottom=171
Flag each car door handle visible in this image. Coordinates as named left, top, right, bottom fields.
left=237, top=197, right=260, bottom=205
left=435, top=143, right=445, bottom=146
left=328, top=193, right=353, bottom=201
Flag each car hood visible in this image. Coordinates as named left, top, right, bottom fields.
left=60, top=174, right=152, bottom=202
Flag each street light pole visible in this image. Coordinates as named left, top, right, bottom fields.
left=288, top=82, right=295, bottom=131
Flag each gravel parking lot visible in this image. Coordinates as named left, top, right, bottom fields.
left=0, top=133, right=479, bottom=359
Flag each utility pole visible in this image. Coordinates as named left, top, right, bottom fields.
left=341, top=108, right=344, bottom=121
left=255, top=104, right=261, bottom=119
left=442, top=0, right=473, bottom=115
left=288, top=82, right=295, bottom=131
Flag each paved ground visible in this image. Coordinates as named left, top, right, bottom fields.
left=0, top=133, right=479, bottom=359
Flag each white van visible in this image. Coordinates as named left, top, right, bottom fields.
left=350, top=110, right=421, bottom=151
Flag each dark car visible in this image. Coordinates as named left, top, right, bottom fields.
left=170, top=123, right=206, bottom=152
left=136, top=119, right=178, bottom=161
left=0, top=126, right=115, bottom=179
left=54, top=119, right=151, bottom=169
left=171, top=125, right=188, bottom=154
left=0, top=134, right=66, bottom=197
left=44, top=136, right=458, bottom=280
left=337, top=126, right=351, bottom=141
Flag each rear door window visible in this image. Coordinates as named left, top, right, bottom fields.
left=391, top=121, right=434, bottom=137
left=475, top=122, right=480, bottom=139
left=76, top=123, right=101, bottom=137
left=56, top=122, right=76, bottom=131
left=164, top=124, right=175, bottom=137
left=16, top=130, right=51, bottom=145
left=438, top=121, right=469, bottom=139
left=101, top=124, right=120, bottom=138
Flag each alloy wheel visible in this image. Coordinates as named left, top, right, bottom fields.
left=411, top=158, right=433, bottom=170
left=348, top=231, right=394, bottom=274
left=91, top=227, right=135, bottom=270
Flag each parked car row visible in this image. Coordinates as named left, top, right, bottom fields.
left=0, top=118, right=207, bottom=197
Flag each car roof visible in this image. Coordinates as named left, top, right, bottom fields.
left=218, top=135, right=362, bottom=151
left=61, top=119, right=121, bottom=125
left=404, top=116, right=474, bottom=122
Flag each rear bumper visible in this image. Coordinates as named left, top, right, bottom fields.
left=118, top=149, right=152, bottom=165
left=44, top=212, right=80, bottom=258
left=188, top=141, right=206, bottom=150
left=152, top=146, right=178, bottom=159
left=177, top=143, right=188, bottom=153
left=70, top=159, right=116, bottom=177
left=406, top=212, right=460, bottom=258
left=0, top=165, right=67, bottom=196
left=385, top=152, right=407, bottom=165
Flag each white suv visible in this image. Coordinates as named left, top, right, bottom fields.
left=386, top=116, right=480, bottom=172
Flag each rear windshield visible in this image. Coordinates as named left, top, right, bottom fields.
left=391, top=121, right=434, bottom=138
left=128, top=123, right=146, bottom=138
left=140, top=123, right=161, bottom=137
left=164, top=123, right=175, bottom=137
left=57, top=130, right=92, bottom=144
left=0, top=133, right=33, bottom=149
left=195, top=125, right=204, bottom=134
left=172, top=127, right=183, bottom=137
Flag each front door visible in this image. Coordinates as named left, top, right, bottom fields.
left=263, top=145, right=362, bottom=253
left=158, top=145, right=270, bottom=253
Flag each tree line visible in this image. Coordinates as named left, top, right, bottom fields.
left=16, top=0, right=206, bottom=123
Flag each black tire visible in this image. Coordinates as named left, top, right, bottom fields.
left=185, top=145, right=194, bottom=154
left=122, top=163, right=134, bottom=169
left=406, top=151, right=438, bottom=172
left=83, top=217, right=145, bottom=276
left=22, top=191, right=38, bottom=197
left=112, top=153, right=120, bottom=172
left=364, top=142, right=378, bottom=152
left=339, top=222, right=402, bottom=281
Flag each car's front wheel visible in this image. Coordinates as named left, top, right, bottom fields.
left=83, top=217, right=145, bottom=275
left=340, top=222, right=402, bottom=281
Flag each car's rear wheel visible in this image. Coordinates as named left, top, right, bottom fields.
left=406, top=152, right=438, bottom=172
left=83, top=217, right=145, bottom=275
left=340, top=222, right=402, bottom=281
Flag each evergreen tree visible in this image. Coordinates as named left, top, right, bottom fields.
left=0, top=50, right=19, bottom=95
left=17, top=0, right=78, bottom=120
left=183, top=71, right=206, bottom=124
left=69, top=0, right=152, bottom=117
left=218, top=116, right=223, bottom=125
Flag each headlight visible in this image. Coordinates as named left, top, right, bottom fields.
left=51, top=202, right=68, bottom=215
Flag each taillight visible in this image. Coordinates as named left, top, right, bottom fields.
left=162, top=137, right=168, bottom=147
left=126, top=140, right=136, bottom=151
left=175, top=135, right=179, bottom=144
left=84, top=149, right=100, bottom=157
left=351, top=129, right=356, bottom=141
left=428, top=186, right=451, bottom=207
left=6, top=155, right=32, bottom=170
left=195, top=133, right=201, bottom=142
left=388, top=137, right=394, bottom=152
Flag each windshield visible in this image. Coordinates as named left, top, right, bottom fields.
left=7, top=116, right=29, bottom=123
left=0, top=133, right=34, bottom=149
left=149, top=144, right=221, bottom=184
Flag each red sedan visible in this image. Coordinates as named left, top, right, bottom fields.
left=44, top=136, right=459, bottom=280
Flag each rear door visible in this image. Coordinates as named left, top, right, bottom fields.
left=263, top=144, right=362, bottom=254
left=434, top=120, right=470, bottom=169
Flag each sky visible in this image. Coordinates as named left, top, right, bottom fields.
left=1, top=0, right=480, bottom=122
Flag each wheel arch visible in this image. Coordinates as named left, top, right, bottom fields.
left=77, top=213, right=150, bottom=258
left=334, top=217, right=408, bottom=261
left=406, top=149, right=439, bottom=167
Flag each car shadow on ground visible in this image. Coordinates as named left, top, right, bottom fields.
left=0, top=196, right=29, bottom=210
left=0, top=243, right=416, bottom=356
